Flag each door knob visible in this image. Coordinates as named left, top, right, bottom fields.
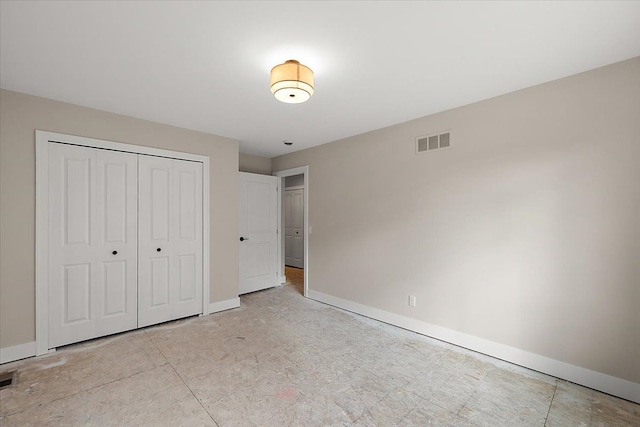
left=157, top=248, right=161, bottom=252
left=112, top=251, right=117, bottom=255
left=240, top=237, right=249, bottom=241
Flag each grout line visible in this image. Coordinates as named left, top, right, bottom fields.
left=544, top=379, right=559, bottom=426
left=144, top=330, right=220, bottom=427
left=588, top=387, right=596, bottom=427
left=356, top=408, right=375, bottom=424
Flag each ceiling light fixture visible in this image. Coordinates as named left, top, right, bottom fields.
left=270, top=60, right=314, bottom=103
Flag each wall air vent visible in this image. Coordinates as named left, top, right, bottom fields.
left=416, top=131, right=451, bottom=154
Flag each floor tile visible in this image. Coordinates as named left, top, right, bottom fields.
left=398, top=403, right=475, bottom=427
left=546, top=380, right=640, bottom=427
left=458, top=368, right=555, bottom=426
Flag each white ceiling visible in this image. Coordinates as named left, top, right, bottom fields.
left=2, top=1, right=639, bottom=158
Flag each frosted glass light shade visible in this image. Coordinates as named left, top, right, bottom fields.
left=270, top=60, right=314, bottom=104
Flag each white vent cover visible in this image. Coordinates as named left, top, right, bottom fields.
left=416, top=132, right=451, bottom=154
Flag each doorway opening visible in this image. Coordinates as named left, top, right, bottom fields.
left=284, top=174, right=304, bottom=295
left=273, top=166, right=309, bottom=297
left=284, top=265, right=304, bottom=295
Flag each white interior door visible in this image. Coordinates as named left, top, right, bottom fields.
left=138, top=156, right=203, bottom=327
left=239, top=172, right=278, bottom=294
left=48, top=143, right=138, bottom=348
left=284, top=188, right=304, bottom=268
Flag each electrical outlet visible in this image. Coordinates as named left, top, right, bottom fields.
left=409, top=295, right=416, bottom=307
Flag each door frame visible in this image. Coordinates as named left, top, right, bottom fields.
left=273, top=166, right=309, bottom=297
left=35, top=130, right=211, bottom=356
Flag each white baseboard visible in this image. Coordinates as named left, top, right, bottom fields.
left=0, top=341, right=36, bottom=364
left=2, top=299, right=240, bottom=365
left=307, top=290, right=640, bottom=404
left=208, top=297, right=240, bottom=314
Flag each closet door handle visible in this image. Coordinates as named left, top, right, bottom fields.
left=240, top=237, right=249, bottom=242
left=157, top=248, right=162, bottom=252
left=112, top=251, right=118, bottom=255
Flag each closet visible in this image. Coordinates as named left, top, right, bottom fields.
left=43, top=137, right=203, bottom=349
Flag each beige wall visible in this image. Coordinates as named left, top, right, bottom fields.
left=239, top=152, right=271, bottom=175
left=0, top=89, right=239, bottom=349
left=272, top=58, right=640, bottom=384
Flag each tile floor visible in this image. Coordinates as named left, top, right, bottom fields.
left=1, top=269, right=638, bottom=426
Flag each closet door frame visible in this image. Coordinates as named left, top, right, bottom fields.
left=35, top=130, right=211, bottom=356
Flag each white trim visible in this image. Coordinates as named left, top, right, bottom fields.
left=208, top=298, right=240, bottom=314
left=202, top=160, right=211, bottom=315
left=273, top=166, right=309, bottom=297
left=38, top=130, right=208, bottom=162
left=35, top=130, right=211, bottom=354
left=277, top=176, right=283, bottom=284
left=0, top=341, right=36, bottom=364
left=35, top=136, right=49, bottom=356
left=284, top=184, right=305, bottom=191
left=307, top=289, right=640, bottom=404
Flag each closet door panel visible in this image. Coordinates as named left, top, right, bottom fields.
left=138, top=156, right=174, bottom=326
left=63, top=263, right=91, bottom=323
left=49, top=144, right=97, bottom=347
left=48, top=144, right=137, bottom=348
left=151, top=167, right=170, bottom=240
left=95, top=149, right=138, bottom=335
left=103, top=260, right=127, bottom=316
left=172, top=160, right=202, bottom=318
left=150, top=257, right=170, bottom=306
left=104, top=162, right=127, bottom=242
left=138, top=156, right=202, bottom=327
left=64, top=157, right=92, bottom=245
left=178, top=255, right=196, bottom=301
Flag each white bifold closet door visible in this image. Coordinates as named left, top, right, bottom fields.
left=138, top=155, right=203, bottom=327
left=48, top=143, right=203, bottom=349
left=48, top=144, right=138, bottom=348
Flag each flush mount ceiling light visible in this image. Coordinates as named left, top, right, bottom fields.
left=270, top=60, right=314, bottom=103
